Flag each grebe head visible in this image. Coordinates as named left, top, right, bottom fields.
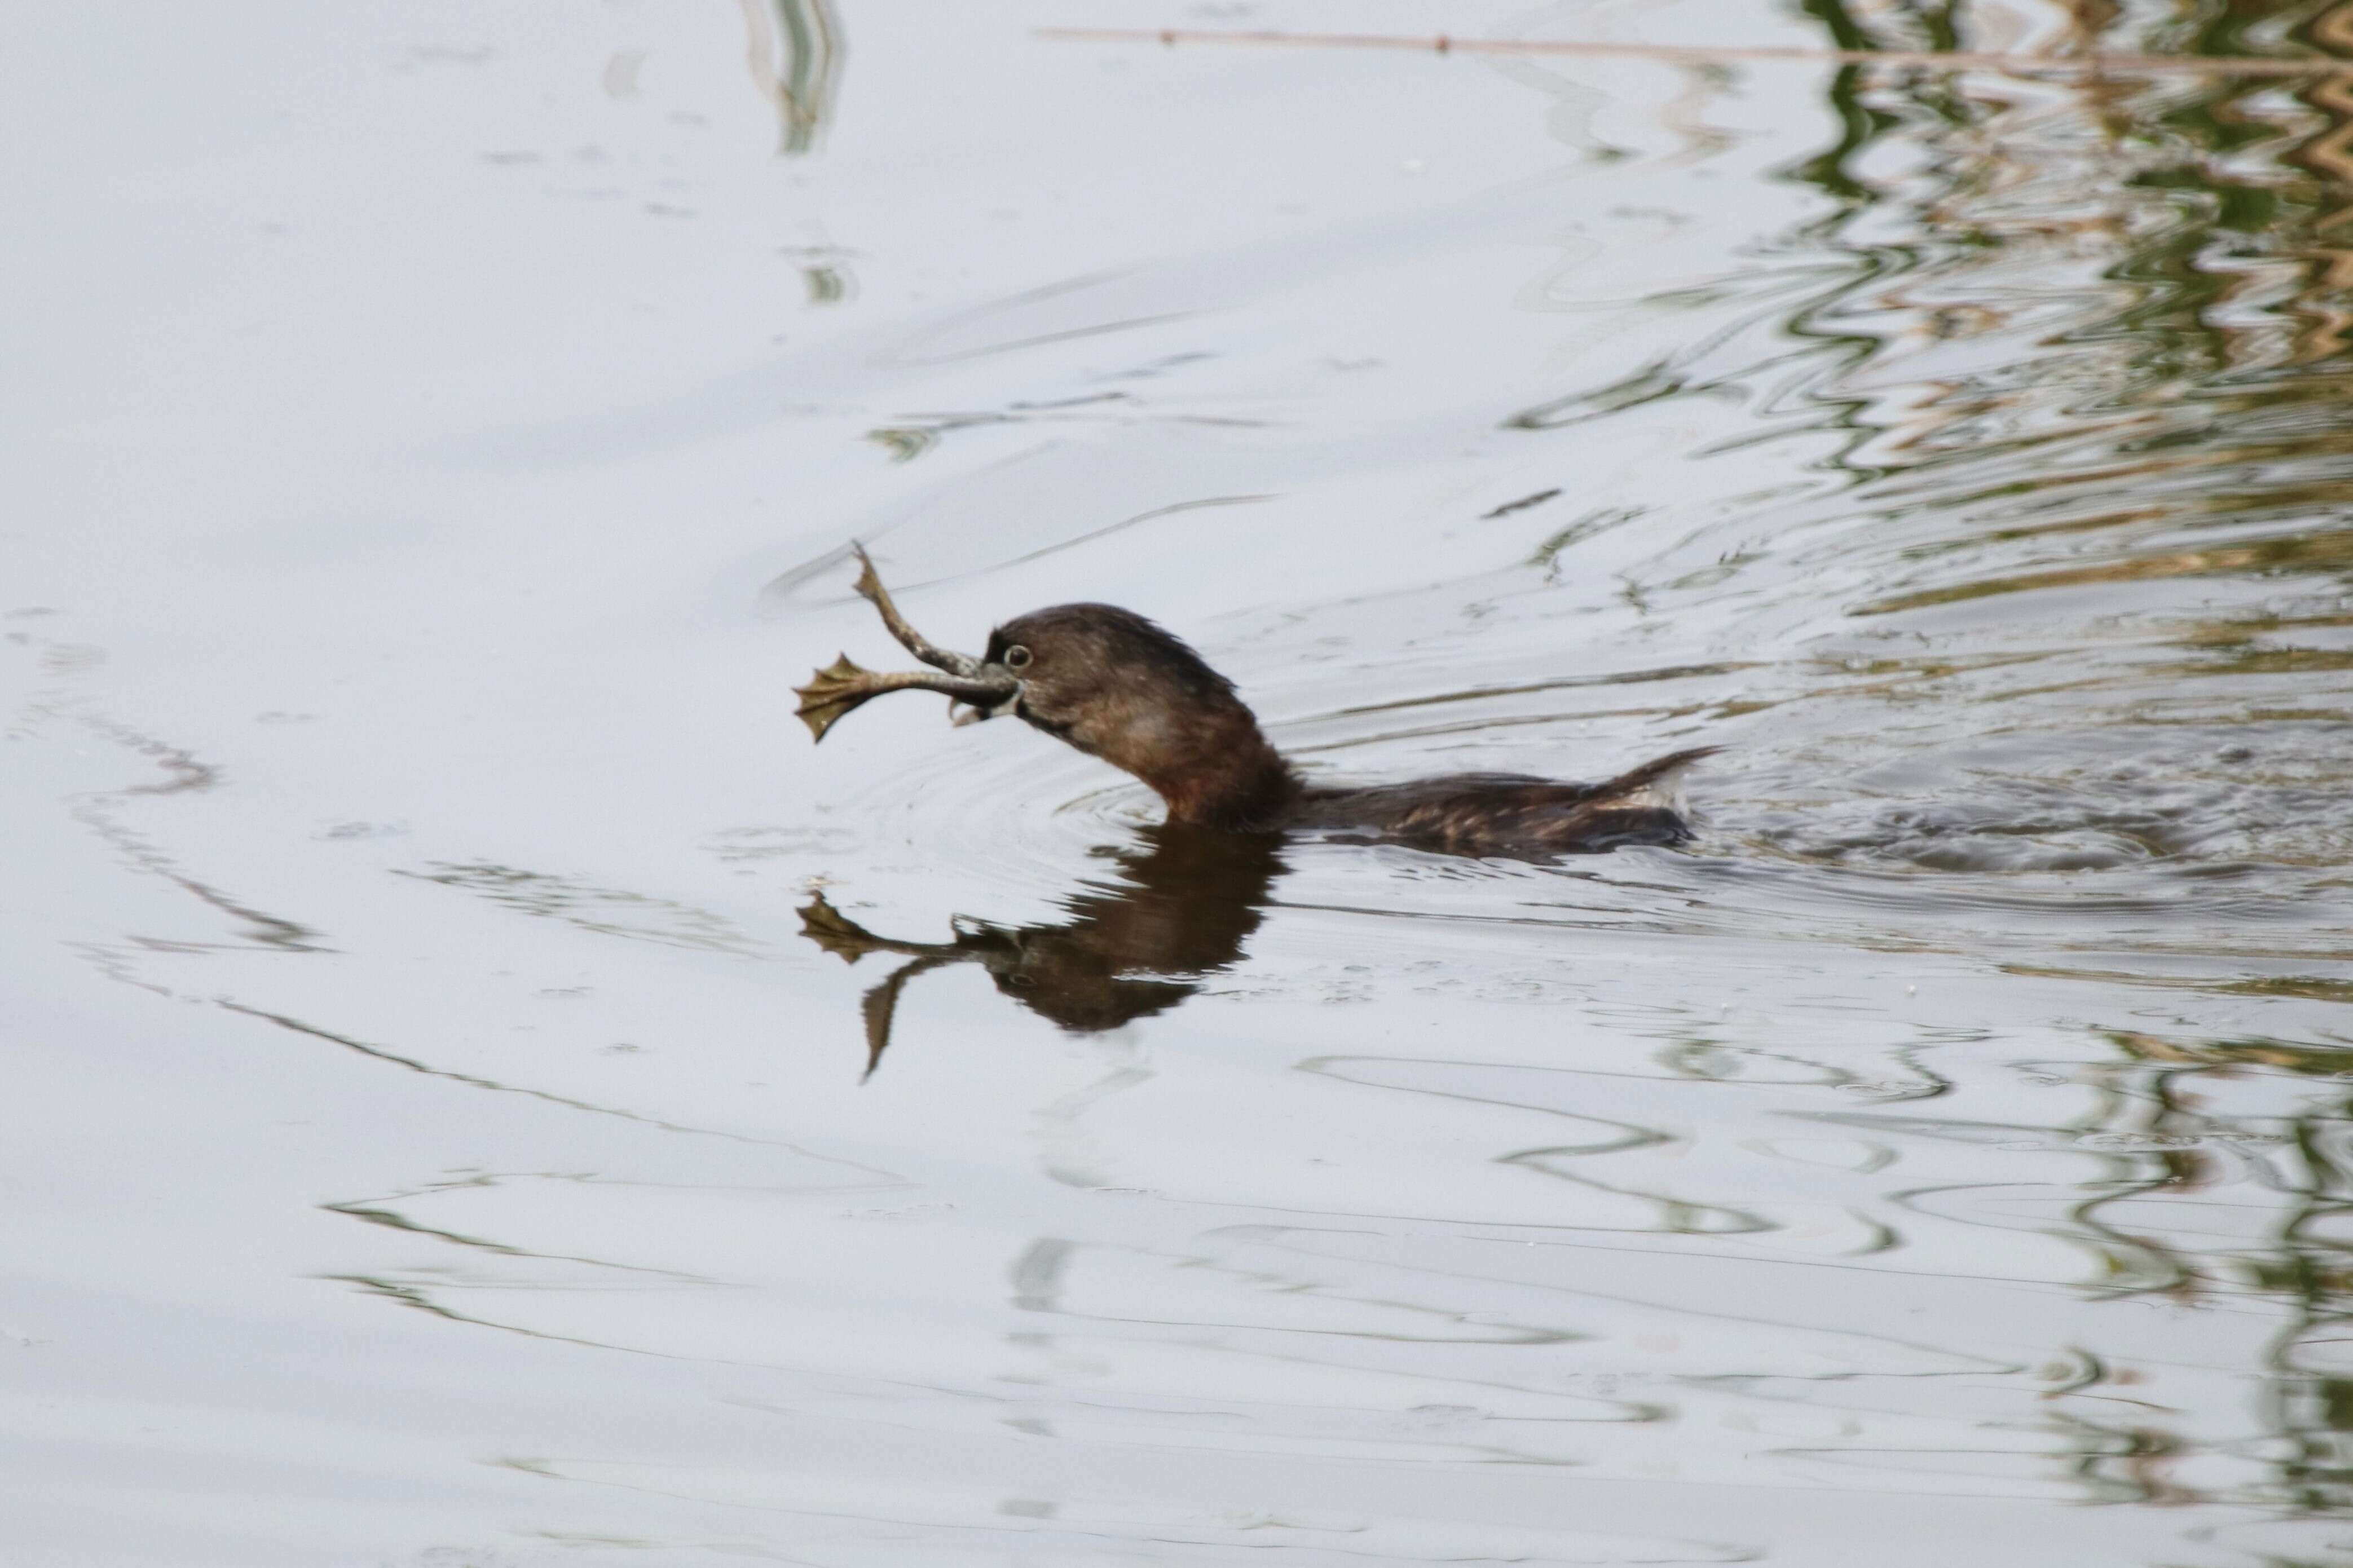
left=955, top=604, right=1233, bottom=743
left=957, top=603, right=1296, bottom=828
left=792, top=556, right=1296, bottom=828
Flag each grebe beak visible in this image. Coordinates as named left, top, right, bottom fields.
left=946, top=668, right=1021, bottom=728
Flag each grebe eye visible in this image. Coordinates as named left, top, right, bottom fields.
left=1003, top=644, right=1032, bottom=670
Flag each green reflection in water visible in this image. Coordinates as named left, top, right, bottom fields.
left=1770, top=0, right=2353, bottom=1523
left=741, top=0, right=843, bottom=155
left=2051, top=1028, right=2353, bottom=1514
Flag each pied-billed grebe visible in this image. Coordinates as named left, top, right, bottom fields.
left=797, top=548, right=1719, bottom=858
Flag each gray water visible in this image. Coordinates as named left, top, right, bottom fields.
left=8, top=2, right=2353, bottom=1564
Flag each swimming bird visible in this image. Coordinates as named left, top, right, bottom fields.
left=796, top=548, right=1717, bottom=858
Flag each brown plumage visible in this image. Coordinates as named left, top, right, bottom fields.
left=797, top=553, right=1719, bottom=859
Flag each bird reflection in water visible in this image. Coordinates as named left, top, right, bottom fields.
left=799, top=824, right=1285, bottom=1077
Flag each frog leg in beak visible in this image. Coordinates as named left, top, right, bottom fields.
left=850, top=544, right=988, bottom=678
left=795, top=546, right=1014, bottom=741
left=795, top=657, right=1020, bottom=743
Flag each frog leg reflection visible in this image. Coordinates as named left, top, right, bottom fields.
left=798, top=891, right=950, bottom=965
left=856, top=951, right=966, bottom=1081
left=799, top=893, right=1002, bottom=1079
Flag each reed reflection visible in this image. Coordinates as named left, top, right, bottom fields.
left=1776, top=0, right=2353, bottom=1525
left=800, top=824, right=1285, bottom=1076
left=2042, top=1028, right=2353, bottom=1514
left=739, top=0, right=843, bottom=154
left=1790, top=0, right=2353, bottom=470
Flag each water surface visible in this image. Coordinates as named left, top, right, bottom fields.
left=7, top=2, right=2353, bottom=1563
